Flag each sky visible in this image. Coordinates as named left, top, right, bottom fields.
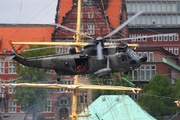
left=0, top=0, right=57, bottom=24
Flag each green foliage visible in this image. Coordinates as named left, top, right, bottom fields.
left=138, top=74, right=178, bottom=118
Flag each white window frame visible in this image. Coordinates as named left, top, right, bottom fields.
left=88, top=12, right=94, bottom=18
left=60, top=98, right=68, bottom=105
left=56, top=47, right=63, bottom=53
left=131, top=69, right=138, bottom=81
left=169, top=47, right=173, bottom=53
left=0, top=80, right=4, bottom=93
left=44, top=99, right=51, bottom=112
left=142, top=34, right=147, bottom=41
left=8, top=86, right=14, bottom=93
left=163, top=35, right=168, bottom=41
left=137, top=34, right=141, bottom=41
left=138, top=52, right=142, bottom=57
left=174, top=47, right=179, bottom=55
left=153, top=34, right=157, bottom=41
left=140, top=65, right=156, bottom=81
left=8, top=61, right=16, bottom=74
left=169, top=35, right=173, bottom=41
left=8, top=100, right=16, bottom=113
left=0, top=60, right=4, bottom=74
left=149, top=52, right=154, bottom=62
left=158, top=35, right=162, bottom=41
left=174, top=34, right=179, bottom=41
left=87, top=24, right=94, bottom=35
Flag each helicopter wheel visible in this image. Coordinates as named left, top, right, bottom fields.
left=57, top=78, right=60, bottom=82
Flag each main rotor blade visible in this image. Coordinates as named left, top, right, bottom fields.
left=104, top=11, right=143, bottom=39
left=51, top=24, right=94, bottom=39
left=108, top=33, right=177, bottom=42
left=11, top=42, right=88, bottom=46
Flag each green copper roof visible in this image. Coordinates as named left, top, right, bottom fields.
left=78, top=95, right=156, bottom=120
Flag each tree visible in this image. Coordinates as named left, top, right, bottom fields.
left=13, top=45, right=55, bottom=120
left=138, top=74, right=177, bottom=119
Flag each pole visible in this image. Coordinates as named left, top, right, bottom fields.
left=71, top=0, right=82, bottom=119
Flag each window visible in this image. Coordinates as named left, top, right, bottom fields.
left=88, top=12, right=94, bottom=18
left=164, top=35, right=168, bottom=41
left=60, top=99, right=68, bottom=105
left=169, top=35, right=173, bottom=41
left=0, top=60, right=4, bottom=74
left=56, top=47, right=63, bottom=53
left=79, top=95, right=87, bottom=103
left=149, top=52, right=154, bottom=62
left=44, top=99, right=51, bottom=112
left=131, top=69, right=138, bottom=81
left=142, top=34, right=147, bottom=41
left=174, top=34, right=179, bottom=41
left=153, top=34, right=157, bottom=41
left=9, top=62, right=16, bottom=74
left=8, top=100, right=16, bottom=113
left=158, top=35, right=162, bottom=41
left=8, top=86, right=14, bottom=93
left=140, top=65, right=156, bottom=81
left=174, top=47, right=179, bottom=55
left=132, top=34, right=136, bottom=41
left=0, top=80, right=4, bottom=93
left=140, top=66, right=145, bottom=80
left=137, top=34, right=141, bottom=41
left=169, top=47, right=173, bottom=53
left=0, top=104, right=4, bottom=113
left=87, top=24, right=94, bottom=35
left=138, top=52, right=142, bottom=57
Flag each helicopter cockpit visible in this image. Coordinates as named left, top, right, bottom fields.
left=125, top=48, right=141, bottom=69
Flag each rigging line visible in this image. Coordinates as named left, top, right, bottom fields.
left=104, top=96, right=120, bottom=120
left=83, top=2, right=103, bottom=37
left=38, top=3, right=57, bottom=24
left=3, top=0, right=57, bottom=47
left=99, top=0, right=111, bottom=37
left=126, top=91, right=180, bottom=100
left=84, top=2, right=112, bottom=36
left=25, top=0, right=56, bottom=24
left=18, top=0, right=23, bottom=23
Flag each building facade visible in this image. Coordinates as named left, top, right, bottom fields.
left=125, top=0, right=180, bottom=86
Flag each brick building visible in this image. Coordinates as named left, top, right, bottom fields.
left=1, top=0, right=180, bottom=119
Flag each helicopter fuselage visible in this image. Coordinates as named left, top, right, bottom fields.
left=11, top=44, right=145, bottom=77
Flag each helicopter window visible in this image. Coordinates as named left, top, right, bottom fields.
left=75, top=58, right=88, bottom=71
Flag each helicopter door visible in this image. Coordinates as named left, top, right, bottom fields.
left=75, top=56, right=88, bottom=72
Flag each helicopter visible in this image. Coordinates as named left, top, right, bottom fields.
left=6, top=11, right=174, bottom=81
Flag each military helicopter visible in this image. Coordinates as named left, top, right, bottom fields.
left=6, top=11, right=173, bottom=81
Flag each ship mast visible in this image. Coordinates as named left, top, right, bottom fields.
left=71, top=0, right=82, bottom=119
